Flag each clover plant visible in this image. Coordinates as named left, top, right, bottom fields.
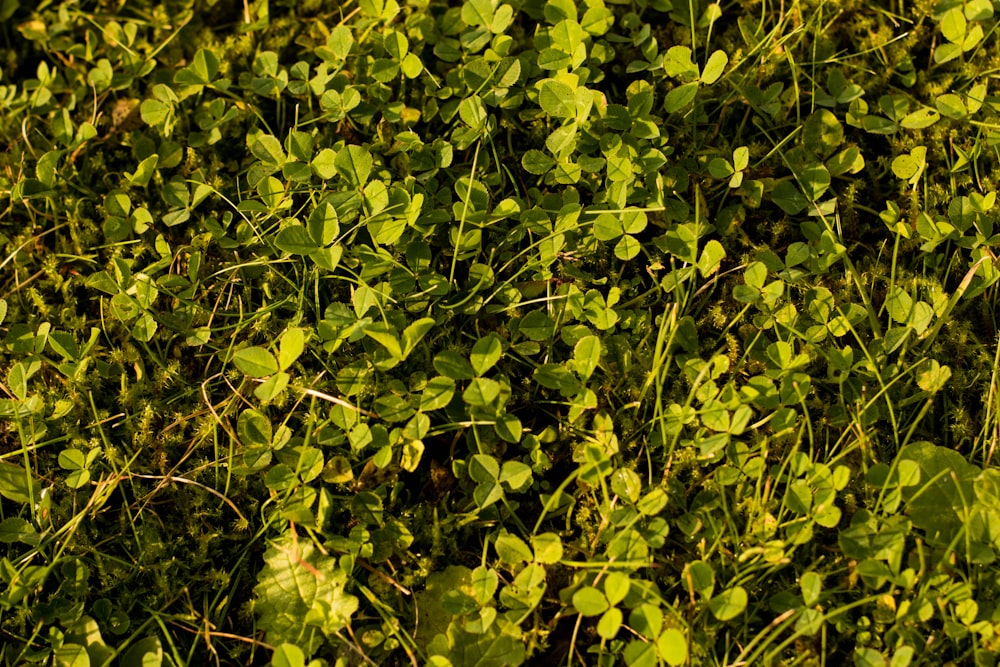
left=3, top=0, right=1000, bottom=665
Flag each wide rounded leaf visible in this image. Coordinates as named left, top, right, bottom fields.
left=335, top=144, right=373, bottom=187
left=538, top=79, right=576, bottom=118
left=232, top=346, right=280, bottom=377
left=254, top=535, right=359, bottom=654
left=572, top=586, right=609, bottom=616
left=701, top=49, right=729, bottom=85
left=657, top=628, right=688, bottom=666
left=709, top=586, right=748, bottom=621
left=470, top=334, right=503, bottom=375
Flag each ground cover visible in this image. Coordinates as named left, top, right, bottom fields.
left=2, top=0, right=1000, bottom=664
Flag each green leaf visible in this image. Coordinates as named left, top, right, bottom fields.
left=701, top=49, right=728, bottom=84
left=891, top=146, right=926, bottom=186
left=538, top=79, right=576, bottom=119
left=364, top=323, right=403, bottom=360
left=900, top=107, right=940, bottom=129
left=771, top=181, right=809, bottom=214
left=657, top=628, right=688, bottom=666
left=382, top=30, right=409, bottom=60
left=916, top=359, right=951, bottom=393
left=233, top=347, right=280, bottom=377
left=0, top=461, right=40, bottom=504
left=0, top=517, right=37, bottom=545
left=522, top=150, right=555, bottom=175
left=885, top=286, right=913, bottom=322
left=434, top=350, right=476, bottom=380
left=495, top=413, right=523, bottom=443
left=432, top=615, right=526, bottom=665
left=573, top=586, right=609, bottom=616
left=402, top=318, right=435, bottom=357
left=664, top=82, right=699, bottom=113
left=733, top=146, right=750, bottom=171
left=637, top=489, right=668, bottom=516
left=935, top=93, right=966, bottom=119
left=495, top=532, right=533, bottom=564
left=469, top=454, right=499, bottom=483
left=697, top=240, right=726, bottom=277
left=252, top=134, right=286, bottom=166
left=518, top=311, right=555, bottom=341
left=310, top=245, right=343, bottom=271
left=490, top=3, right=514, bottom=33
left=709, top=586, right=748, bottom=621
left=278, top=328, right=306, bottom=371
left=600, top=571, right=630, bottom=606
left=364, top=181, right=389, bottom=216
left=254, top=535, right=359, bottom=653
left=421, top=376, right=456, bottom=411
left=804, top=109, right=844, bottom=157
left=593, top=213, right=623, bottom=241
left=463, top=377, right=500, bottom=407
left=8, top=362, right=29, bottom=401
left=860, top=114, right=898, bottom=134
left=800, top=571, right=823, bottom=606
left=663, top=46, right=698, bottom=79
left=624, top=639, right=657, bottom=667
left=327, top=25, right=354, bottom=59
left=335, top=145, right=373, bottom=187
left=470, top=334, right=503, bottom=375
left=308, top=202, right=340, bottom=246
left=531, top=533, right=563, bottom=564
left=175, top=48, right=219, bottom=85
left=271, top=643, right=306, bottom=667
left=615, top=235, right=641, bottom=260
left=370, top=59, right=400, bottom=84
left=537, top=49, right=573, bottom=71
left=795, top=163, right=831, bottom=200
left=461, top=0, right=494, bottom=27
left=499, top=460, right=532, bottom=490
left=55, top=644, right=90, bottom=667
left=629, top=602, right=663, bottom=637
left=474, top=480, right=504, bottom=509
left=572, top=335, right=602, bottom=380
left=459, top=95, right=487, bottom=130
left=275, top=225, right=318, bottom=254
left=612, top=468, right=642, bottom=503
left=597, top=607, right=623, bottom=639
left=127, top=155, right=159, bottom=187
left=238, top=409, right=272, bottom=447
left=827, top=146, right=865, bottom=176
left=120, top=636, right=162, bottom=667
left=708, top=157, right=734, bottom=179
left=534, top=363, right=581, bottom=395
left=312, top=148, right=338, bottom=179
left=685, top=561, right=715, bottom=598
left=257, top=176, right=286, bottom=210
left=254, top=372, right=290, bottom=402
left=140, top=99, right=170, bottom=126
left=550, top=19, right=585, bottom=55
left=401, top=52, right=423, bottom=78
left=940, top=7, right=966, bottom=43
left=58, top=448, right=87, bottom=471
left=853, top=648, right=887, bottom=667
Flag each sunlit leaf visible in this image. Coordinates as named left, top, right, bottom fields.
left=254, top=535, right=359, bottom=653
left=233, top=347, right=280, bottom=377
left=335, top=145, right=373, bottom=187
left=709, top=586, right=748, bottom=621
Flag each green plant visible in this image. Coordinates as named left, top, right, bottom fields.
left=2, top=0, right=1000, bottom=665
